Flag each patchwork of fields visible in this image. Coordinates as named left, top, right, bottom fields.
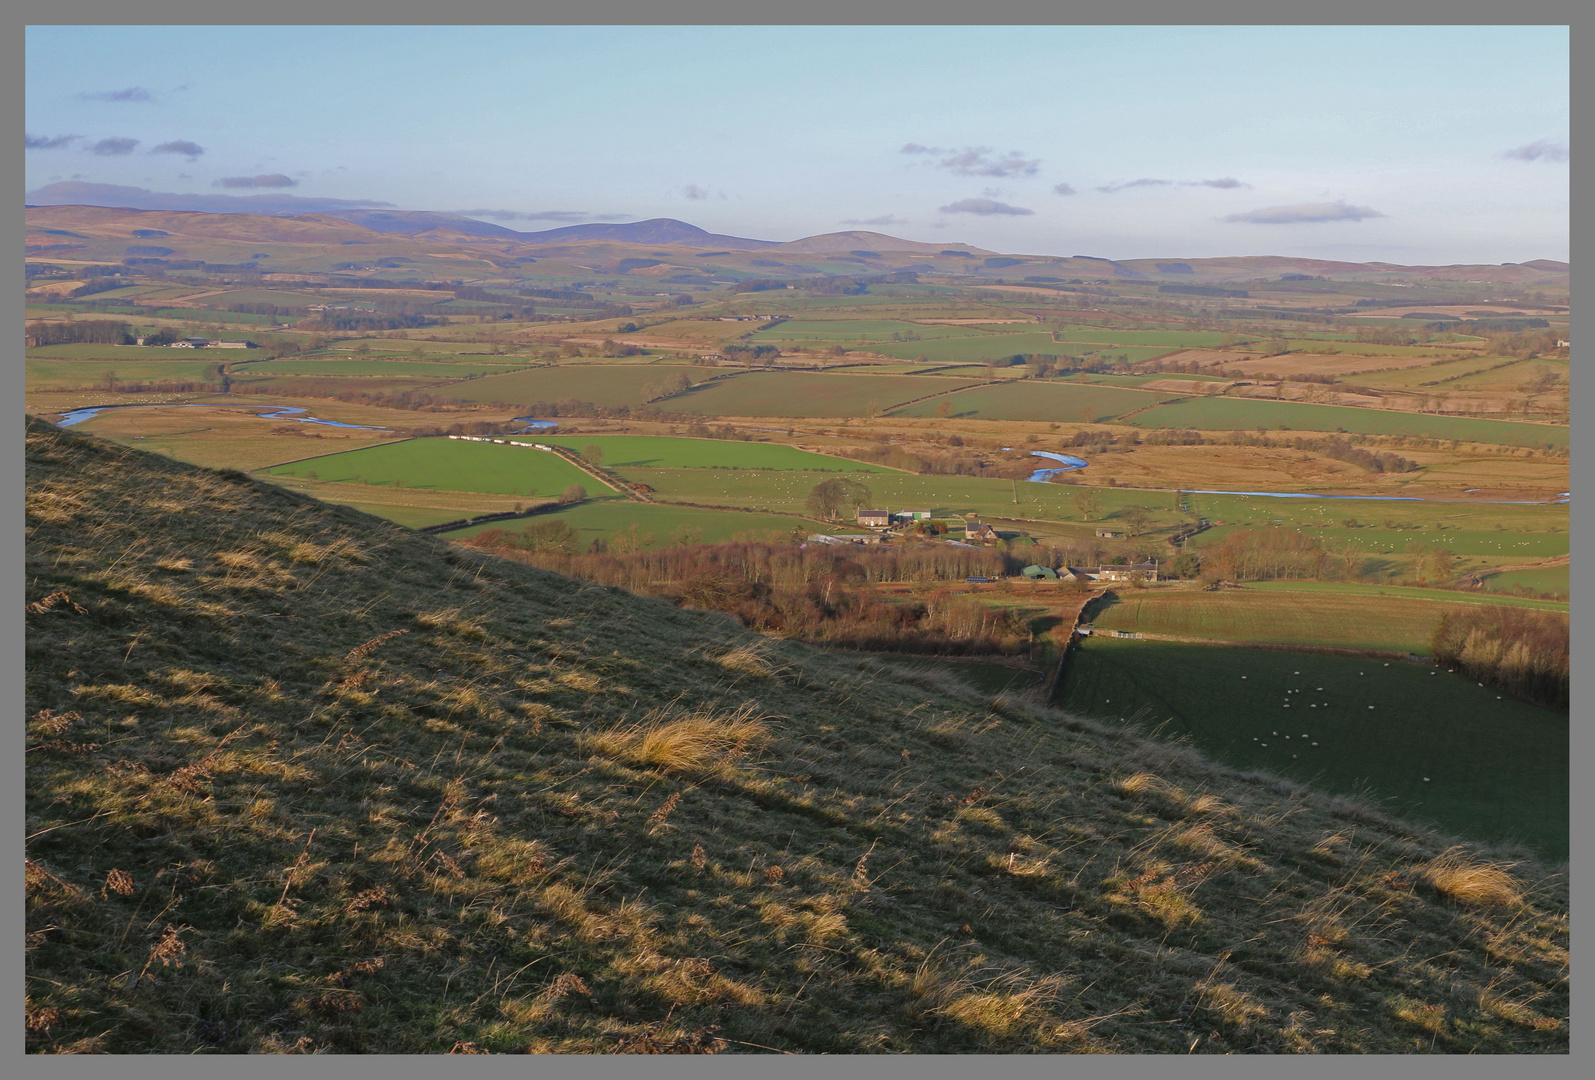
left=1060, top=639, right=1567, bottom=859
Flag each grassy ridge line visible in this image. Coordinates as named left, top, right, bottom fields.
left=22, top=419, right=1568, bottom=1054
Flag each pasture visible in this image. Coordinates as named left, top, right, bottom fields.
left=1239, top=580, right=1569, bottom=613
left=439, top=499, right=810, bottom=549
left=264, top=437, right=607, bottom=497
left=1182, top=492, right=1568, bottom=538
left=537, top=435, right=888, bottom=472
left=25, top=359, right=222, bottom=390
left=1059, top=639, right=1568, bottom=860
left=231, top=358, right=534, bottom=379
left=1477, top=565, right=1570, bottom=597
left=654, top=371, right=984, bottom=418
left=867, top=332, right=1084, bottom=363
left=747, top=319, right=976, bottom=342
left=1056, top=329, right=1235, bottom=347
left=430, top=365, right=694, bottom=407
left=1082, top=587, right=1488, bottom=654
left=890, top=380, right=1169, bottom=423
left=622, top=466, right=1154, bottom=523
left=1132, top=396, right=1569, bottom=449
left=27, top=343, right=228, bottom=360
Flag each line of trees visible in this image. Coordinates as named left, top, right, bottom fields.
left=1430, top=606, right=1568, bottom=708
left=457, top=537, right=1034, bottom=656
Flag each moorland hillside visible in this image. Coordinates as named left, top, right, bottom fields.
left=24, top=418, right=1567, bottom=1054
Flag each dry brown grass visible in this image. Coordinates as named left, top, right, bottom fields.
left=714, top=642, right=781, bottom=678
left=1112, top=771, right=1163, bottom=796
left=1419, top=847, right=1523, bottom=908
left=581, top=703, right=771, bottom=773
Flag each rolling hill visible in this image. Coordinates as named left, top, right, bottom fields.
left=24, top=201, right=1569, bottom=286
left=23, top=417, right=1568, bottom=1054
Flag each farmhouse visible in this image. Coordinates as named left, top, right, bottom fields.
left=167, top=337, right=255, bottom=349
left=856, top=509, right=892, bottom=528
left=1097, top=561, right=1159, bottom=583
left=964, top=522, right=999, bottom=543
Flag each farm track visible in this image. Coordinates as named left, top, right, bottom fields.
left=544, top=445, right=650, bottom=502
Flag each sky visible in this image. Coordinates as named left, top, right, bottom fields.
left=25, top=25, right=1570, bottom=264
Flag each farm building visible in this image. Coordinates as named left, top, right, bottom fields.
left=1095, top=528, right=1125, bottom=539
left=894, top=509, right=933, bottom=522
left=167, top=337, right=254, bottom=349
left=1097, top=561, right=1159, bottom=583
left=1060, top=567, right=1100, bottom=582
left=1020, top=564, right=1059, bottom=580
left=856, top=509, right=892, bottom=528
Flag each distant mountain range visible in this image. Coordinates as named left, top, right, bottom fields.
left=23, top=187, right=1569, bottom=286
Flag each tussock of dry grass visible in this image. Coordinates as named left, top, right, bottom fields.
left=581, top=703, right=771, bottom=773
left=714, top=642, right=781, bottom=678
left=1419, top=847, right=1524, bottom=908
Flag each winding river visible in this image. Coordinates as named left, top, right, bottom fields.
left=54, top=403, right=390, bottom=430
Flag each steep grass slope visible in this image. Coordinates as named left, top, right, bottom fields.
left=24, top=418, right=1567, bottom=1054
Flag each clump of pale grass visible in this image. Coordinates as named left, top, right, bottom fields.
left=1419, top=847, right=1523, bottom=908
left=1112, top=771, right=1163, bottom=796
left=909, top=956, right=1070, bottom=1040
left=714, top=642, right=781, bottom=678
left=581, top=703, right=771, bottom=773
left=1192, top=978, right=1268, bottom=1029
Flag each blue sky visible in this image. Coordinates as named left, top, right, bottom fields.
left=26, top=25, right=1569, bottom=263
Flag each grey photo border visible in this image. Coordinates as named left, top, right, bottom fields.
left=11, top=3, right=1582, bottom=1079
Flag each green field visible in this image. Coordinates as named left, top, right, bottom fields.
left=537, top=435, right=887, bottom=472
left=890, top=380, right=1169, bottom=422
left=27, top=343, right=233, bottom=360
left=654, top=371, right=983, bottom=418
left=1059, top=639, right=1567, bottom=859
left=1184, top=524, right=1569, bottom=561
left=1478, top=565, right=1570, bottom=597
left=429, top=365, right=695, bottom=407
left=232, top=358, right=533, bottom=379
left=1132, top=396, right=1568, bottom=449
left=264, top=438, right=606, bottom=497
left=866, top=332, right=1080, bottom=363
left=439, top=499, right=810, bottom=549
left=1239, top=580, right=1569, bottom=612
left=624, top=466, right=1154, bottom=523
left=1185, top=491, right=1567, bottom=535
left=747, top=319, right=977, bottom=342
left=1084, top=587, right=1489, bottom=654
left=25, top=359, right=223, bottom=389
left=1056, top=329, right=1235, bottom=347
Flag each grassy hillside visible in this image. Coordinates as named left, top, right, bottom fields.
left=24, top=418, right=1567, bottom=1054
